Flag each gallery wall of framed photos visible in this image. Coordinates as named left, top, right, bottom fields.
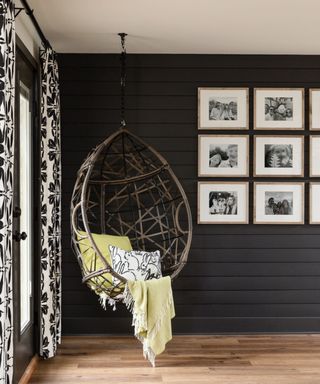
left=198, top=87, right=320, bottom=225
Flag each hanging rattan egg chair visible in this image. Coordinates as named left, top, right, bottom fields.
left=70, top=33, right=192, bottom=302
left=71, top=128, right=192, bottom=300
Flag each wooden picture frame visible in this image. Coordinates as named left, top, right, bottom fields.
left=310, top=136, right=320, bottom=177
left=254, top=135, right=304, bottom=177
left=310, top=183, right=320, bottom=224
left=198, top=135, right=249, bottom=177
left=198, top=87, right=249, bottom=130
left=254, top=88, right=304, bottom=130
left=254, top=182, right=305, bottom=225
left=309, top=89, right=320, bottom=131
left=198, top=181, right=249, bottom=224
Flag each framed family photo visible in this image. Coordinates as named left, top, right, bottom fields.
left=254, top=136, right=304, bottom=177
left=310, top=183, right=320, bottom=224
left=198, top=87, right=249, bottom=129
left=309, top=89, right=320, bottom=131
left=254, top=182, right=304, bottom=224
left=198, top=182, right=248, bottom=224
left=198, top=135, right=249, bottom=177
left=310, top=136, right=320, bottom=177
left=254, top=88, right=304, bottom=130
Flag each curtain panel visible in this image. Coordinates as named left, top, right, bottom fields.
left=39, top=47, right=62, bottom=359
left=0, top=0, right=14, bottom=382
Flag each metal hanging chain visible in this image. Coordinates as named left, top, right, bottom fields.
left=118, top=33, right=128, bottom=128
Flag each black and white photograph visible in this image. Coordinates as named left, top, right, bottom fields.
left=209, top=191, right=238, bottom=215
left=209, top=97, right=238, bottom=121
left=254, top=136, right=304, bottom=177
left=254, top=182, right=304, bottom=224
left=310, top=183, right=320, bottom=224
left=209, top=143, right=238, bottom=168
left=254, top=88, right=304, bottom=130
left=264, top=144, right=293, bottom=168
left=199, top=135, right=249, bottom=177
left=264, top=97, right=293, bottom=121
left=309, top=89, right=320, bottom=130
left=310, top=136, right=320, bottom=177
left=198, top=182, right=248, bottom=224
left=264, top=191, right=293, bottom=215
left=198, top=88, right=248, bottom=129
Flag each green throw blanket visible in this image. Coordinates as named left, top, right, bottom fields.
left=123, top=276, right=175, bottom=366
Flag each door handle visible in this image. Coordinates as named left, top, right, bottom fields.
left=13, top=231, right=28, bottom=242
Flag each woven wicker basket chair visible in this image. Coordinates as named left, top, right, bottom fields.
left=71, top=127, right=192, bottom=300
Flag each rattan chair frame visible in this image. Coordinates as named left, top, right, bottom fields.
left=71, top=128, right=192, bottom=299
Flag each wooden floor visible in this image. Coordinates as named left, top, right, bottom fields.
left=30, top=335, right=320, bottom=383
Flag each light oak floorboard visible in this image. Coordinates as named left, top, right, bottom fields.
left=30, top=335, right=320, bottom=384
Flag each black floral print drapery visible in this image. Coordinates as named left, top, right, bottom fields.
left=39, top=47, right=62, bottom=359
left=0, top=1, right=14, bottom=382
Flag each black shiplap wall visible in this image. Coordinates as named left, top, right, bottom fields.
left=59, top=54, right=320, bottom=334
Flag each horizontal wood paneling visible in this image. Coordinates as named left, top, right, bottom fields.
left=62, top=262, right=320, bottom=277
left=63, top=290, right=320, bottom=305
left=61, top=248, right=320, bottom=263
left=62, top=276, right=320, bottom=291
left=62, top=304, right=320, bottom=318
left=60, top=67, right=320, bottom=83
left=61, top=235, right=320, bottom=249
left=59, top=53, right=320, bottom=335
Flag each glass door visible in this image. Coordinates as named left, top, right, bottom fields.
left=18, top=81, right=33, bottom=334
left=13, top=46, right=38, bottom=384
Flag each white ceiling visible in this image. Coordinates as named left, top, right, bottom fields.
left=28, top=0, right=320, bottom=54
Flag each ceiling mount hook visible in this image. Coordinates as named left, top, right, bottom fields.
left=118, top=33, right=128, bottom=44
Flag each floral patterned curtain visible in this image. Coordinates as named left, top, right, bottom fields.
left=39, top=47, right=62, bottom=359
left=0, top=1, right=15, bottom=382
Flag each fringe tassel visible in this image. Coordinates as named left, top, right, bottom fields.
left=98, top=293, right=117, bottom=311
left=143, top=342, right=156, bottom=367
left=123, top=284, right=134, bottom=311
left=123, top=284, right=147, bottom=330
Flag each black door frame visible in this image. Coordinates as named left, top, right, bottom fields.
left=13, top=36, right=41, bottom=383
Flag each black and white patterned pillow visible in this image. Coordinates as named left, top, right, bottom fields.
left=108, top=245, right=162, bottom=284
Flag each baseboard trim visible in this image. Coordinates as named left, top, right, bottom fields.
left=18, top=355, right=39, bottom=384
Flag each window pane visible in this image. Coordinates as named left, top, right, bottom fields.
left=19, top=81, right=33, bottom=333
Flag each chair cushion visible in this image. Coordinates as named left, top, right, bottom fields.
left=77, top=231, right=132, bottom=292
left=109, top=245, right=162, bottom=285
